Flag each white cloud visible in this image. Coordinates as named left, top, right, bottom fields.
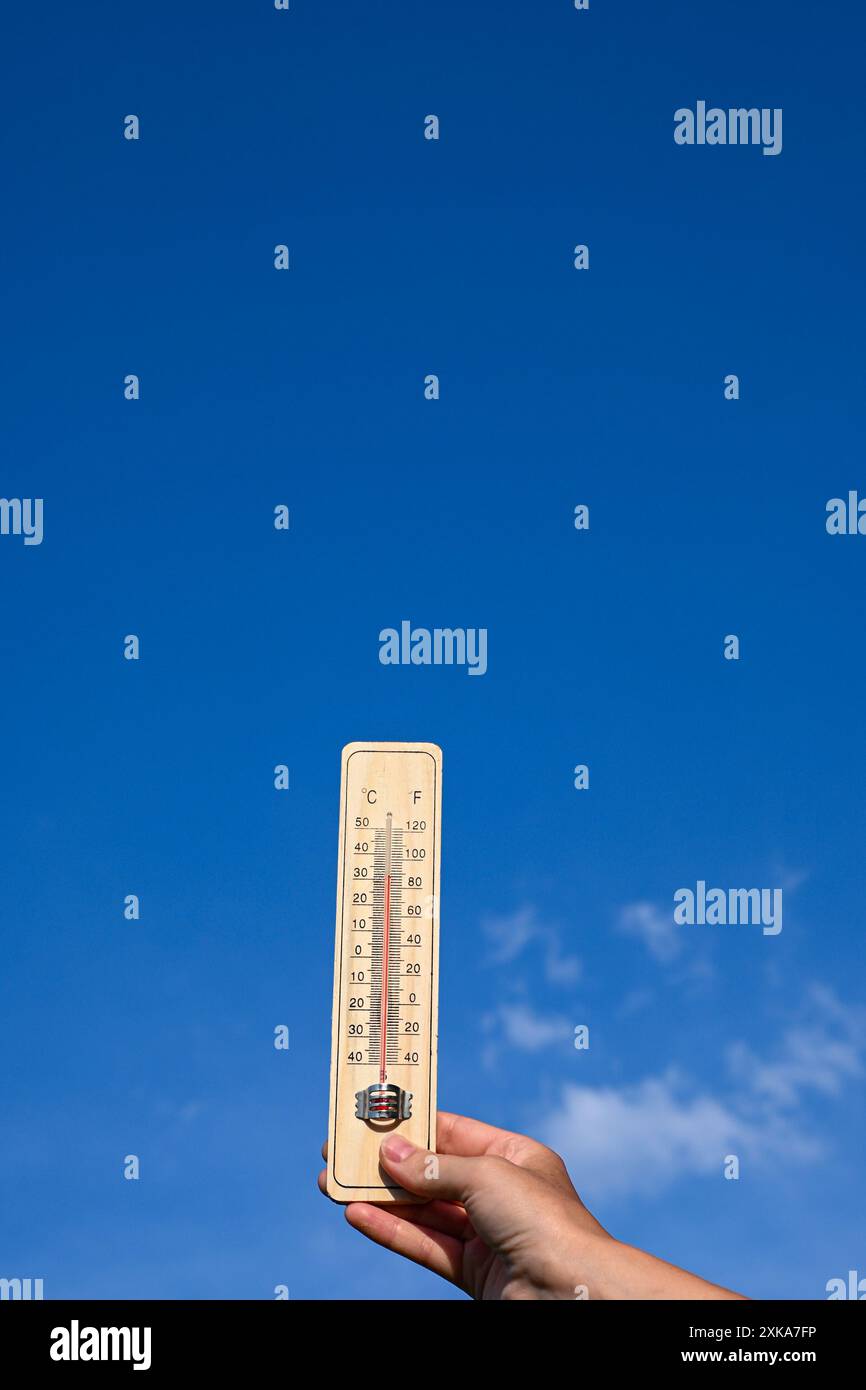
left=539, top=1071, right=822, bottom=1200
left=617, top=870, right=807, bottom=970
left=495, top=1003, right=572, bottom=1052
left=481, top=1002, right=574, bottom=1070
left=617, top=901, right=681, bottom=963
left=541, top=1073, right=764, bottom=1197
left=727, top=986, right=865, bottom=1108
left=537, top=986, right=862, bottom=1200
left=481, top=904, right=581, bottom=985
left=482, top=906, right=539, bottom=965
left=544, top=941, right=583, bottom=986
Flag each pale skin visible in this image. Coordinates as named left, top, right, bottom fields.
left=319, top=1110, right=747, bottom=1301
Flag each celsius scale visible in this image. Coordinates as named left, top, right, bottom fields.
left=326, top=743, right=442, bottom=1202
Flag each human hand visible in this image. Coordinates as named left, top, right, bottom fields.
left=319, top=1110, right=746, bottom=1300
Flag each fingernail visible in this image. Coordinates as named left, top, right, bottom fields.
left=380, top=1135, right=416, bottom=1163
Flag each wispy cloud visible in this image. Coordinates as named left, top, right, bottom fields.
left=483, top=1002, right=573, bottom=1057
left=482, top=906, right=539, bottom=965
left=540, top=1071, right=772, bottom=1198
left=727, top=984, right=865, bottom=1108
left=772, top=864, right=810, bottom=894
left=481, top=904, right=581, bottom=985
left=616, top=869, right=808, bottom=970
left=537, top=987, right=863, bottom=1199
left=617, top=901, right=681, bottom=964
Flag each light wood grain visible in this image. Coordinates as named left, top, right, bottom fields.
left=326, top=742, right=441, bottom=1203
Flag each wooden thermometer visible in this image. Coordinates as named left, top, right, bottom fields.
left=326, top=742, right=442, bottom=1203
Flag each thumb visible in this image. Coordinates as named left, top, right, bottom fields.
left=379, top=1134, right=482, bottom=1202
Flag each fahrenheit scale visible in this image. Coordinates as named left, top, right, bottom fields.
left=326, top=742, right=441, bottom=1202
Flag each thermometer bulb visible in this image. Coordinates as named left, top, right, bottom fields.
left=354, top=1082, right=413, bottom=1122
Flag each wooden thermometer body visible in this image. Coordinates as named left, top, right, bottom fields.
left=326, top=742, right=441, bottom=1203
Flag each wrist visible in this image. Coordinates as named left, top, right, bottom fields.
left=550, top=1226, right=620, bottom=1300
left=565, top=1230, right=746, bottom=1301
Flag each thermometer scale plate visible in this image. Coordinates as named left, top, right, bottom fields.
left=326, top=742, right=441, bottom=1203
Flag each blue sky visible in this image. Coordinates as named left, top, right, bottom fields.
left=1, top=0, right=864, bottom=1299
